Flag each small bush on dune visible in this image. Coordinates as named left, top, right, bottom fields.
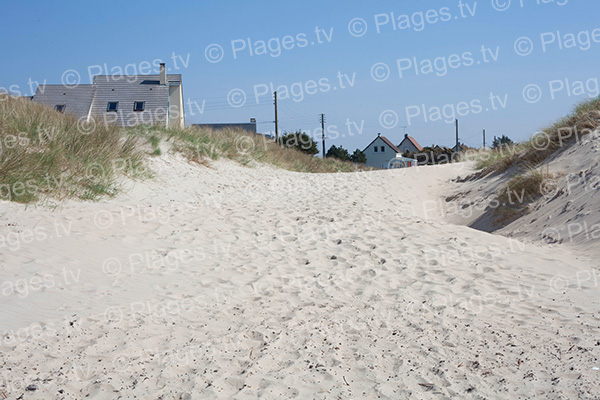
left=493, top=167, right=559, bottom=226
left=497, top=168, right=553, bottom=205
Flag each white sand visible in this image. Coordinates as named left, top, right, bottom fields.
left=1, top=154, right=599, bottom=399
left=443, top=129, right=600, bottom=259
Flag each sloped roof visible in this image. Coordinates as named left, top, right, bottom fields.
left=32, top=72, right=184, bottom=127
left=398, top=135, right=423, bottom=152
left=363, top=134, right=400, bottom=153
left=92, top=74, right=182, bottom=84
left=32, top=84, right=95, bottom=119
left=88, top=74, right=184, bottom=126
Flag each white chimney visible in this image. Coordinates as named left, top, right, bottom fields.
left=159, top=63, right=167, bottom=85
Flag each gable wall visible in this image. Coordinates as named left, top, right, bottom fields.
left=364, top=137, right=399, bottom=169
left=398, top=138, right=419, bottom=154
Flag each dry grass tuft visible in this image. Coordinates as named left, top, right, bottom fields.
left=493, top=168, right=558, bottom=226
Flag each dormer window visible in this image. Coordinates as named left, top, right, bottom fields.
left=107, top=102, right=119, bottom=112
left=133, top=101, right=145, bottom=112
left=55, top=105, right=66, bottom=113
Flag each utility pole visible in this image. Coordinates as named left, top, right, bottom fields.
left=483, top=129, right=486, bottom=149
left=320, top=113, right=326, bottom=158
left=455, top=119, right=460, bottom=152
left=273, top=91, right=278, bottom=144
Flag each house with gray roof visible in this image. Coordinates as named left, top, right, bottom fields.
left=32, top=63, right=184, bottom=128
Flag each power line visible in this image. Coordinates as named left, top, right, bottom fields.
left=277, top=103, right=314, bottom=120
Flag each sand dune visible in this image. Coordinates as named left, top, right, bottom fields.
left=1, top=155, right=598, bottom=399
left=444, top=130, right=600, bottom=259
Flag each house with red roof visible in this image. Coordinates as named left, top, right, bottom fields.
left=363, top=133, right=418, bottom=169
left=397, top=134, right=424, bottom=154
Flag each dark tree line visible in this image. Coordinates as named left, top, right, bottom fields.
left=279, top=130, right=514, bottom=165
left=326, top=145, right=366, bottom=164
left=491, top=135, right=514, bottom=149
left=280, top=131, right=319, bottom=155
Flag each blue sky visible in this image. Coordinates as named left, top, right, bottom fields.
left=2, top=0, right=599, bottom=152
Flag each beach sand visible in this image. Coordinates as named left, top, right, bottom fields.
left=1, top=155, right=598, bottom=399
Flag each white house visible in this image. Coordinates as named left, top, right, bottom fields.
left=32, top=63, right=185, bottom=128
left=397, top=134, right=423, bottom=154
left=363, top=134, right=399, bottom=169
left=362, top=133, right=417, bottom=169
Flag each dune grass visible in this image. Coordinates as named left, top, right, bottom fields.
left=464, top=97, right=600, bottom=228
left=0, top=97, right=364, bottom=203
left=473, top=144, right=524, bottom=172
left=493, top=168, right=557, bottom=226
left=474, top=96, right=600, bottom=174
left=0, top=96, right=146, bottom=203
left=128, top=124, right=363, bottom=173
left=497, top=167, right=554, bottom=206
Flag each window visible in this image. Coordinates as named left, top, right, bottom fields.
left=381, top=146, right=385, bottom=152
left=374, top=146, right=378, bottom=153
left=55, top=105, right=66, bottom=113
left=133, top=101, right=145, bottom=112
left=107, top=102, right=119, bottom=112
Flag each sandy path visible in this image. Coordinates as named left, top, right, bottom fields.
left=1, top=156, right=598, bottom=399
